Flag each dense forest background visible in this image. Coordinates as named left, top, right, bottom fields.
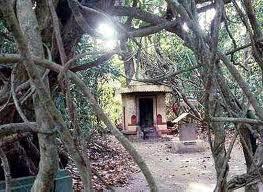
left=0, top=0, right=263, bottom=191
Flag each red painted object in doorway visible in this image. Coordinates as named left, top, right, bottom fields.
left=131, top=115, right=137, bottom=125
left=157, top=114, right=162, bottom=124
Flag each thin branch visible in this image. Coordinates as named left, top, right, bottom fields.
left=242, top=0, right=263, bottom=39
left=0, top=3, right=114, bottom=192
left=223, top=8, right=237, bottom=64
left=210, top=117, right=263, bottom=125
left=68, top=71, right=158, bottom=192
left=47, top=0, right=68, bottom=82
left=116, top=0, right=262, bottom=123
left=237, top=126, right=263, bottom=185
left=66, top=0, right=100, bottom=36
left=75, top=0, right=129, bottom=37
left=0, top=53, right=201, bottom=83
left=172, top=85, right=202, bottom=119
left=0, top=148, right=11, bottom=192
left=218, top=52, right=263, bottom=120
left=232, top=0, right=263, bottom=71
left=0, top=71, right=8, bottom=82
left=20, top=88, right=35, bottom=105
left=214, top=130, right=238, bottom=192
left=11, top=65, right=29, bottom=123
left=5, top=54, right=159, bottom=192
left=0, top=54, right=159, bottom=190
left=47, top=5, right=83, bottom=180
left=15, top=80, right=30, bottom=93
left=227, top=168, right=263, bottom=190
left=0, top=93, right=11, bottom=113
left=47, top=0, right=66, bottom=64
left=121, top=64, right=202, bottom=83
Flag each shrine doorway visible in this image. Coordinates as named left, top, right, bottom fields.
left=139, top=98, right=154, bottom=129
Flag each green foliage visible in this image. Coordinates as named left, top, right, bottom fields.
left=0, top=20, right=16, bottom=54
left=67, top=35, right=124, bottom=134
left=255, top=0, right=263, bottom=29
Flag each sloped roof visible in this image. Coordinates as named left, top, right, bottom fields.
left=120, top=84, right=172, bottom=94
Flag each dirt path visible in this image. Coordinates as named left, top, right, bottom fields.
left=114, top=136, right=255, bottom=192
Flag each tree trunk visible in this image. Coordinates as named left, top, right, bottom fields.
left=16, top=0, right=59, bottom=191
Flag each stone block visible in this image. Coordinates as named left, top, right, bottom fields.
left=169, top=138, right=207, bottom=153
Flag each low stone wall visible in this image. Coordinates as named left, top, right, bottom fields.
left=168, top=138, right=208, bottom=154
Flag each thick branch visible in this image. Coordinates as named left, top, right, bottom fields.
left=210, top=117, right=263, bottom=125
left=0, top=122, right=38, bottom=137
left=0, top=2, right=94, bottom=191
left=227, top=168, right=263, bottom=191
left=214, top=131, right=238, bottom=192
left=70, top=51, right=117, bottom=72
left=1, top=54, right=159, bottom=192
left=128, top=20, right=180, bottom=37
left=0, top=54, right=159, bottom=191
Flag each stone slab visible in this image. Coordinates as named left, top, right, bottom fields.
left=179, top=123, right=198, bottom=141
left=169, top=139, right=207, bottom=154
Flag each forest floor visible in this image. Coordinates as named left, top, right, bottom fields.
left=114, top=135, right=262, bottom=192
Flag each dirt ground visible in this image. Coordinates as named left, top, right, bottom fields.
left=114, top=136, right=262, bottom=192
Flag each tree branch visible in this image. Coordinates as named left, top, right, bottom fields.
left=214, top=131, right=238, bottom=192
left=70, top=51, right=118, bottom=72
left=128, top=20, right=180, bottom=37
left=218, top=52, right=263, bottom=120
left=0, top=53, right=159, bottom=192
left=0, top=148, right=11, bottom=192
left=11, top=65, right=29, bottom=123
left=210, top=117, right=263, bottom=125
left=0, top=122, right=39, bottom=137
left=227, top=168, right=263, bottom=190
